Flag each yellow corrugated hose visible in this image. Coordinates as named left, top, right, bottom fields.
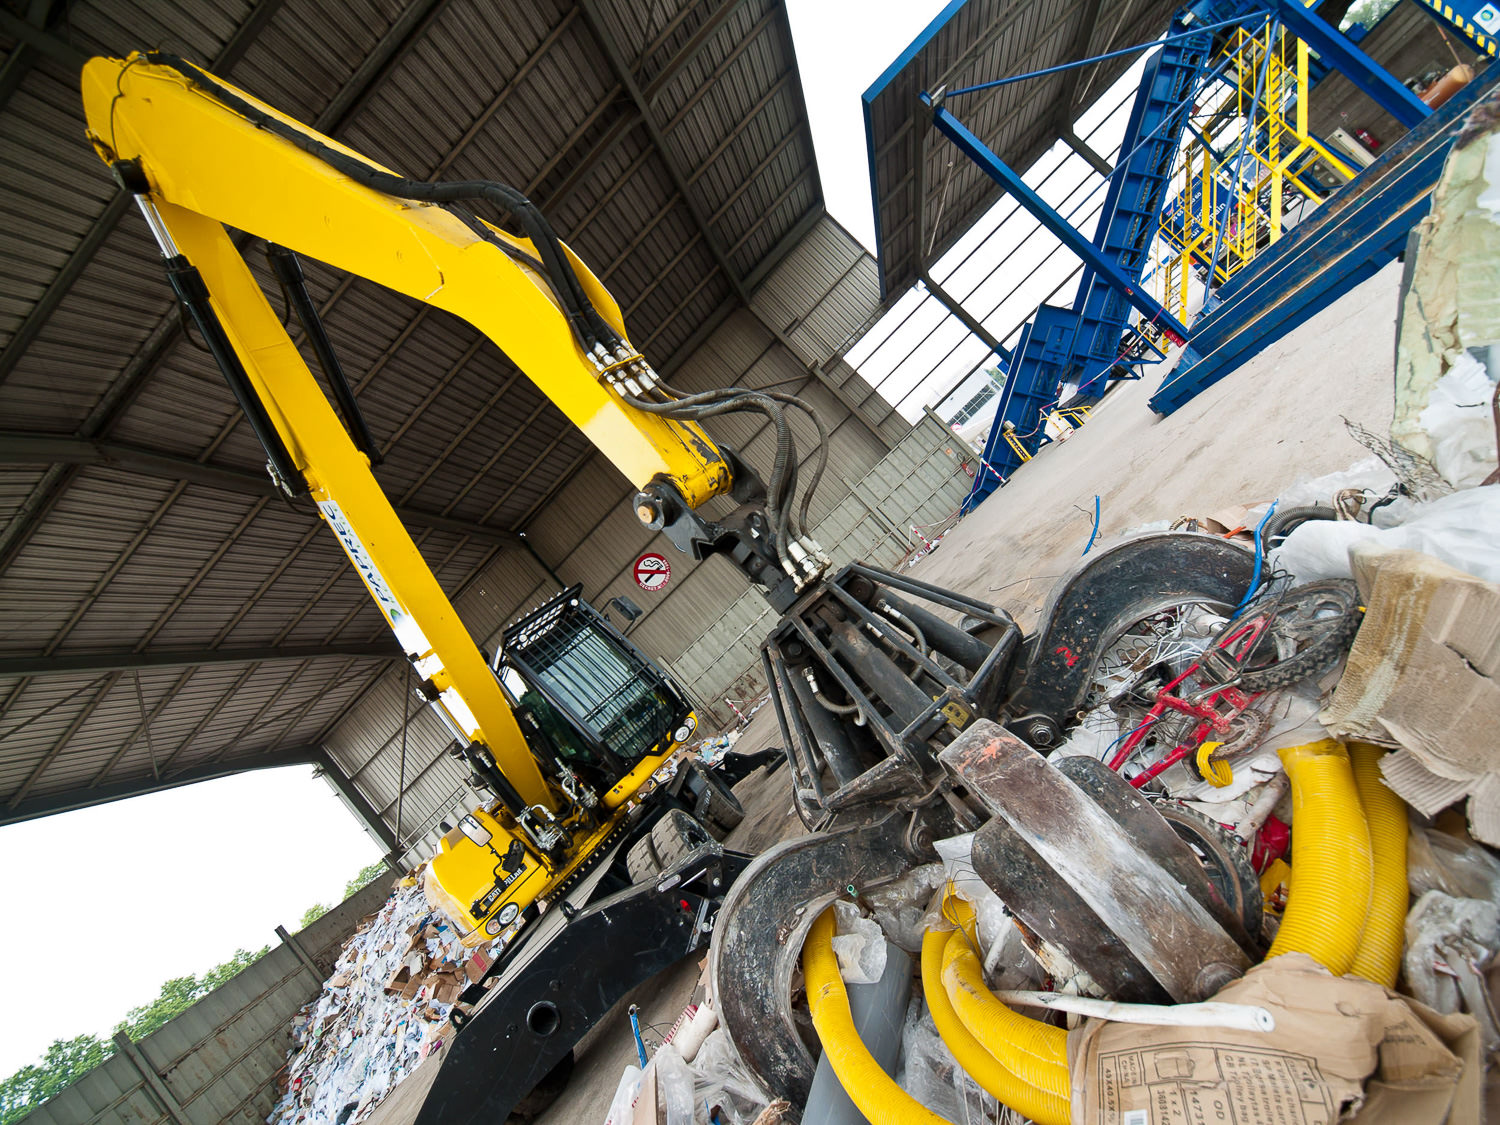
left=1264, top=739, right=1374, bottom=974
left=801, top=907, right=954, bottom=1125
left=920, top=924, right=1070, bottom=1125
left=940, top=934, right=1070, bottom=1099
left=1347, top=741, right=1409, bottom=987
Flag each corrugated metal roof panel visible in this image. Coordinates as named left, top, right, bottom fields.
left=0, top=0, right=885, bottom=843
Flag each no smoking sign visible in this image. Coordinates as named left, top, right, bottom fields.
left=633, top=551, right=671, bottom=592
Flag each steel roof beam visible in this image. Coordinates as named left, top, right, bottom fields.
left=643, top=0, right=751, bottom=103
left=0, top=0, right=287, bottom=391
left=579, top=0, right=752, bottom=302
left=580, top=2, right=887, bottom=447
left=0, top=432, right=523, bottom=547
left=0, top=7, right=85, bottom=69
left=0, top=745, right=324, bottom=828
left=0, top=643, right=400, bottom=678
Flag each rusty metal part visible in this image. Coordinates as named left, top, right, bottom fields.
left=707, top=813, right=939, bottom=1103
left=941, top=721, right=1251, bottom=1002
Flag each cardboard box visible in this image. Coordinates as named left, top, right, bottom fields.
left=463, top=949, right=493, bottom=983
left=1321, top=546, right=1500, bottom=843
left=1070, top=953, right=1477, bottom=1125
left=383, top=966, right=411, bottom=995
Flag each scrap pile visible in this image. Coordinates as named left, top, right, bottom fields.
left=267, top=872, right=485, bottom=1125
left=716, top=97, right=1500, bottom=1125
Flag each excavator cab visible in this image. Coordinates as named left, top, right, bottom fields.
left=497, top=586, right=695, bottom=795
left=425, top=587, right=697, bottom=947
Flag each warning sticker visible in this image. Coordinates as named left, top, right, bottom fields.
left=633, top=552, right=671, bottom=592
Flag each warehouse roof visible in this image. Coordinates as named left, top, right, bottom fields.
left=0, top=0, right=823, bottom=828
left=863, top=0, right=1179, bottom=300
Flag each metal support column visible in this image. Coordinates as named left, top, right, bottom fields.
left=111, top=1032, right=192, bottom=1125
left=910, top=103, right=1012, bottom=364
left=927, top=98, right=1192, bottom=344
left=275, top=923, right=328, bottom=989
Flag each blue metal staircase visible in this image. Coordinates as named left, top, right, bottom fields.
left=1071, top=26, right=1217, bottom=395
left=962, top=5, right=1224, bottom=511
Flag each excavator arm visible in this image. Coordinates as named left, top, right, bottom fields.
left=79, top=51, right=811, bottom=819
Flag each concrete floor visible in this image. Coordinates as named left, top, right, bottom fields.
left=534, top=261, right=1405, bottom=1123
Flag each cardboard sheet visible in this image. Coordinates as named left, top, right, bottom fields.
left=1320, top=545, right=1500, bottom=843
left=1069, top=954, right=1477, bottom=1125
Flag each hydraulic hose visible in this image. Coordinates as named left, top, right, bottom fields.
left=937, top=911, right=1069, bottom=1099
left=1347, top=742, right=1409, bottom=988
left=1264, top=739, right=1373, bottom=975
left=802, top=908, right=954, bottom=1125
left=920, top=927, right=1070, bottom=1125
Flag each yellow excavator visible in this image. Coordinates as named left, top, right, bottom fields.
left=83, top=49, right=1280, bottom=1124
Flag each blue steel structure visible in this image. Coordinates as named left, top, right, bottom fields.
left=950, top=0, right=1237, bottom=508
left=939, top=0, right=1453, bottom=510
left=1412, top=0, right=1499, bottom=55
left=1153, top=63, right=1500, bottom=412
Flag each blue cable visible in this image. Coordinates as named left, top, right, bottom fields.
left=1235, top=500, right=1279, bottom=612
left=627, top=1004, right=648, bottom=1067
left=1083, top=494, right=1101, bottom=555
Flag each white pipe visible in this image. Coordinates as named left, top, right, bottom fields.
left=1235, top=771, right=1290, bottom=840
left=994, top=990, right=1276, bottom=1033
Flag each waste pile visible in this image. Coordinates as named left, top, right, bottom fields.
left=267, top=872, right=483, bottom=1125
left=661, top=100, right=1500, bottom=1125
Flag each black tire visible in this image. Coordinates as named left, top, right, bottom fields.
left=1229, top=579, right=1362, bottom=693
left=626, top=809, right=713, bottom=883
left=1155, top=803, right=1263, bottom=944
left=690, top=763, right=744, bottom=840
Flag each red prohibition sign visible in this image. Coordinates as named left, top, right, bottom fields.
left=633, top=552, right=672, bottom=592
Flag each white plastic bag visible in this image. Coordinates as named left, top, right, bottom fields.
left=830, top=900, right=888, bottom=985
left=689, top=1028, right=769, bottom=1125
left=1418, top=352, right=1498, bottom=488
left=1270, top=485, right=1500, bottom=584
left=602, top=1064, right=642, bottom=1125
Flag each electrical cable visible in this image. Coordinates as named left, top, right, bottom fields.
left=1236, top=500, right=1279, bottom=612
left=138, top=52, right=835, bottom=568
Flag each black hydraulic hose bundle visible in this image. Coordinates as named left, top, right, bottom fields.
left=144, top=51, right=830, bottom=568
left=144, top=51, right=619, bottom=356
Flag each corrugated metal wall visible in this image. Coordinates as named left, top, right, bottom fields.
left=671, top=412, right=972, bottom=709
left=316, top=215, right=983, bottom=863
left=24, top=877, right=395, bottom=1125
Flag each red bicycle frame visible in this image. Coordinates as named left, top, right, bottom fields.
left=1105, top=614, right=1269, bottom=787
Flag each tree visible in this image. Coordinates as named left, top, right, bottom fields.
left=115, top=947, right=270, bottom=1042
left=0, top=945, right=271, bottom=1121
left=344, top=858, right=390, bottom=899
left=299, top=902, right=330, bottom=929
left=0, top=1035, right=112, bottom=1124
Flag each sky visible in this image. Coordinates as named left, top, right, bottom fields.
left=0, top=0, right=958, bottom=1083
left=787, top=1, right=1159, bottom=427
left=0, top=767, right=380, bottom=1076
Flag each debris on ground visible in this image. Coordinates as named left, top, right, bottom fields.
left=267, top=873, right=483, bottom=1125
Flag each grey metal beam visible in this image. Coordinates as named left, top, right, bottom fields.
left=578, top=0, right=752, bottom=302
left=0, top=643, right=400, bottom=678
left=643, top=0, right=751, bottom=103
left=274, top=924, right=327, bottom=988
left=0, top=432, right=524, bottom=547
left=315, top=750, right=400, bottom=852
left=910, top=101, right=1012, bottom=365
left=0, top=0, right=287, bottom=390
left=0, top=8, right=85, bottom=69
left=0, top=746, right=322, bottom=827
left=743, top=202, right=825, bottom=293
left=110, top=1033, right=191, bottom=1125
left=0, top=0, right=446, bottom=568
